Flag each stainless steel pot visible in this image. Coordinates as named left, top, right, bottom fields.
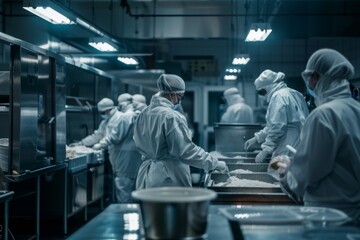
left=132, top=187, right=217, bottom=239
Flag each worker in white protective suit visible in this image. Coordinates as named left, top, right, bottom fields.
left=107, top=99, right=145, bottom=203
left=244, top=69, right=309, bottom=163
left=220, top=87, right=254, bottom=123
left=118, top=93, right=133, bottom=112
left=133, top=74, right=228, bottom=189
left=69, top=98, right=121, bottom=148
left=132, top=94, right=147, bottom=111
left=70, top=98, right=140, bottom=202
left=271, top=49, right=360, bottom=223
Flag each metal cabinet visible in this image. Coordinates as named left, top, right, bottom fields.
left=87, top=163, right=104, bottom=205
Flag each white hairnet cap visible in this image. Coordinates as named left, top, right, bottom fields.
left=223, top=87, right=244, bottom=104
left=305, top=48, right=354, bottom=80
left=223, top=87, right=240, bottom=97
left=117, top=93, right=132, bottom=104
left=97, top=98, right=114, bottom=112
left=157, top=74, right=185, bottom=93
left=254, top=69, right=285, bottom=90
left=132, top=94, right=146, bottom=104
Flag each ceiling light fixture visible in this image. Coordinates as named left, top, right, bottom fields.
left=224, top=75, right=237, bottom=81
left=89, top=38, right=118, bottom=52
left=23, top=0, right=75, bottom=24
left=245, top=23, right=272, bottom=42
left=225, top=67, right=241, bottom=74
left=117, top=57, right=139, bottom=65
left=232, top=54, right=250, bottom=65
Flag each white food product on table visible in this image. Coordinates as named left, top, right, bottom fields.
left=214, top=176, right=278, bottom=188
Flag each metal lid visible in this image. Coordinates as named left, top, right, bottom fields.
left=132, top=187, right=217, bottom=203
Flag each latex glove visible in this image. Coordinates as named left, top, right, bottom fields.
left=244, top=137, right=257, bottom=151
left=69, top=141, right=83, bottom=147
left=92, top=143, right=102, bottom=150
left=215, top=161, right=228, bottom=173
left=255, top=150, right=270, bottom=163
left=269, top=155, right=291, bottom=177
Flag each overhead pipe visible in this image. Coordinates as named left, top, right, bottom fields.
left=125, top=12, right=360, bottom=18
left=118, top=0, right=358, bottom=18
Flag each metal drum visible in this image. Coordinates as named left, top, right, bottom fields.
left=214, top=124, right=263, bottom=153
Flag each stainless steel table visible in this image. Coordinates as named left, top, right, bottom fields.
left=66, top=203, right=360, bottom=240
left=7, top=163, right=67, bottom=240
left=0, top=191, right=14, bottom=240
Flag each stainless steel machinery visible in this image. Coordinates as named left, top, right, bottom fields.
left=214, top=123, right=263, bottom=153
left=6, top=45, right=66, bottom=173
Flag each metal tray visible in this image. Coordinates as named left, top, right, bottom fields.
left=210, top=151, right=270, bottom=163
left=211, top=151, right=259, bottom=158
left=205, top=173, right=282, bottom=193
left=227, top=163, right=268, bottom=173
left=66, top=155, right=88, bottom=172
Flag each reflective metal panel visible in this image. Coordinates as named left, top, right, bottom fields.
left=214, top=124, right=263, bottom=153
left=10, top=45, right=37, bottom=172
left=55, top=63, right=66, bottom=163
left=37, top=54, right=54, bottom=164
left=10, top=45, right=53, bottom=173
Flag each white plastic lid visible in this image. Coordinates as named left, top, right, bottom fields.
left=289, top=206, right=350, bottom=224
left=219, top=206, right=304, bottom=225
left=132, top=187, right=217, bottom=203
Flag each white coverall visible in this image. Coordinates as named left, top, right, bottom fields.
left=221, top=94, right=253, bottom=123
left=255, top=82, right=309, bottom=158
left=133, top=95, right=219, bottom=189
left=82, top=109, right=142, bottom=202
left=283, top=81, right=360, bottom=220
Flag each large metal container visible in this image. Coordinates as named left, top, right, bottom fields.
left=214, top=124, right=263, bottom=153
left=132, top=187, right=217, bottom=240
left=205, top=173, right=281, bottom=193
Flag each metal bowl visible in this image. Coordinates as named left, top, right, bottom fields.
left=132, top=187, right=217, bottom=239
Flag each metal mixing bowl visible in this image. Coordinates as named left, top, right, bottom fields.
left=132, top=187, right=217, bottom=239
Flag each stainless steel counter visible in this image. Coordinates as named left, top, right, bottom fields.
left=66, top=204, right=360, bottom=240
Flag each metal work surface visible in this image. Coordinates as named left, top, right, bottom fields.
left=66, top=204, right=360, bottom=240
left=6, top=163, right=67, bottom=182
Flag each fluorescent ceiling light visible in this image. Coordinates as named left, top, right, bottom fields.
left=89, top=39, right=118, bottom=52
left=224, top=75, right=237, bottom=81
left=23, top=0, right=76, bottom=24
left=225, top=67, right=241, bottom=74
left=245, top=23, right=272, bottom=42
left=23, top=6, right=74, bottom=24
left=232, top=55, right=250, bottom=65
left=117, top=57, right=139, bottom=65
left=76, top=57, right=108, bottom=64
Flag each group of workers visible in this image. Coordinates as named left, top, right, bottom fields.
left=70, top=93, right=146, bottom=202
left=70, top=48, right=360, bottom=224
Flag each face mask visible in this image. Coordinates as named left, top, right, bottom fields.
left=257, top=89, right=267, bottom=96
left=100, top=113, right=109, bottom=120
left=172, top=101, right=183, bottom=113
left=307, top=87, right=317, bottom=98
left=302, top=70, right=318, bottom=98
